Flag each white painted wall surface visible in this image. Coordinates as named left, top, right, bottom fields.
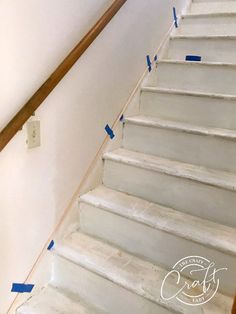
left=0, top=0, right=188, bottom=312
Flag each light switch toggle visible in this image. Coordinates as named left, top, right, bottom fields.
left=26, top=120, right=41, bottom=149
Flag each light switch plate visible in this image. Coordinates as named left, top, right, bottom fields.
left=26, top=120, right=41, bottom=149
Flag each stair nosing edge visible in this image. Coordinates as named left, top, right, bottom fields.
left=170, top=34, right=236, bottom=40
left=103, top=149, right=236, bottom=192
left=159, top=59, right=236, bottom=67
left=124, top=116, right=236, bottom=140
left=183, top=12, right=236, bottom=18
left=141, top=87, right=236, bottom=100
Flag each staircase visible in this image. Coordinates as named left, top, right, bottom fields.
left=16, top=0, right=236, bottom=313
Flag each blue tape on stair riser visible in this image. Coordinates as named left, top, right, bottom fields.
left=185, top=55, right=202, bottom=62
left=11, top=283, right=34, bottom=293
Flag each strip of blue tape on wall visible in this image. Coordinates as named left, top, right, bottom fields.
left=105, top=124, right=115, bottom=139
left=11, top=283, right=34, bottom=293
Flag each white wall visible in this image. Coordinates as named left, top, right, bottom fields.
left=0, top=0, right=188, bottom=312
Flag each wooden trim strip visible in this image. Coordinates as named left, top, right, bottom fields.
left=232, top=295, right=236, bottom=314
left=0, top=0, right=127, bottom=151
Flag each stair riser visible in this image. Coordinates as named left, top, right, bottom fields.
left=176, top=16, right=236, bottom=36
left=140, top=90, right=236, bottom=130
left=123, top=123, right=236, bottom=172
left=80, top=203, right=236, bottom=296
left=190, top=2, right=236, bottom=14
left=52, top=255, right=170, bottom=314
left=152, top=63, right=236, bottom=95
left=103, top=159, right=236, bottom=227
left=168, top=38, right=236, bottom=63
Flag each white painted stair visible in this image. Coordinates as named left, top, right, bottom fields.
left=123, top=115, right=236, bottom=172
left=148, top=60, right=236, bottom=95
left=190, top=1, right=236, bottom=15
left=16, top=0, right=236, bottom=313
left=177, top=14, right=236, bottom=37
left=79, top=185, right=236, bottom=296
left=168, top=35, right=236, bottom=63
left=103, top=148, right=236, bottom=227
left=51, top=232, right=232, bottom=314
left=140, top=87, right=236, bottom=129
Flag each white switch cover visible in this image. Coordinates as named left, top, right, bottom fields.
left=26, top=120, right=41, bottom=148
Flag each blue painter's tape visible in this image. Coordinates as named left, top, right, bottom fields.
left=146, top=55, right=152, bottom=72
left=185, top=55, right=202, bottom=62
left=47, top=240, right=54, bottom=250
left=11, top=283, right=34, bottom=293
left=154, top=55, right=158, bottom=67
left=105, top=124, right=115, bottom=139
left=173, top=7, right=178, bottom=28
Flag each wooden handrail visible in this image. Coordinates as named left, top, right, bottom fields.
left=0, top=0, right=127, bottom=151
left=232, top=295, right=236, bottom=314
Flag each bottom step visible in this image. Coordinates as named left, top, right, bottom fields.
left=16, top=285, right=106, bottom=314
